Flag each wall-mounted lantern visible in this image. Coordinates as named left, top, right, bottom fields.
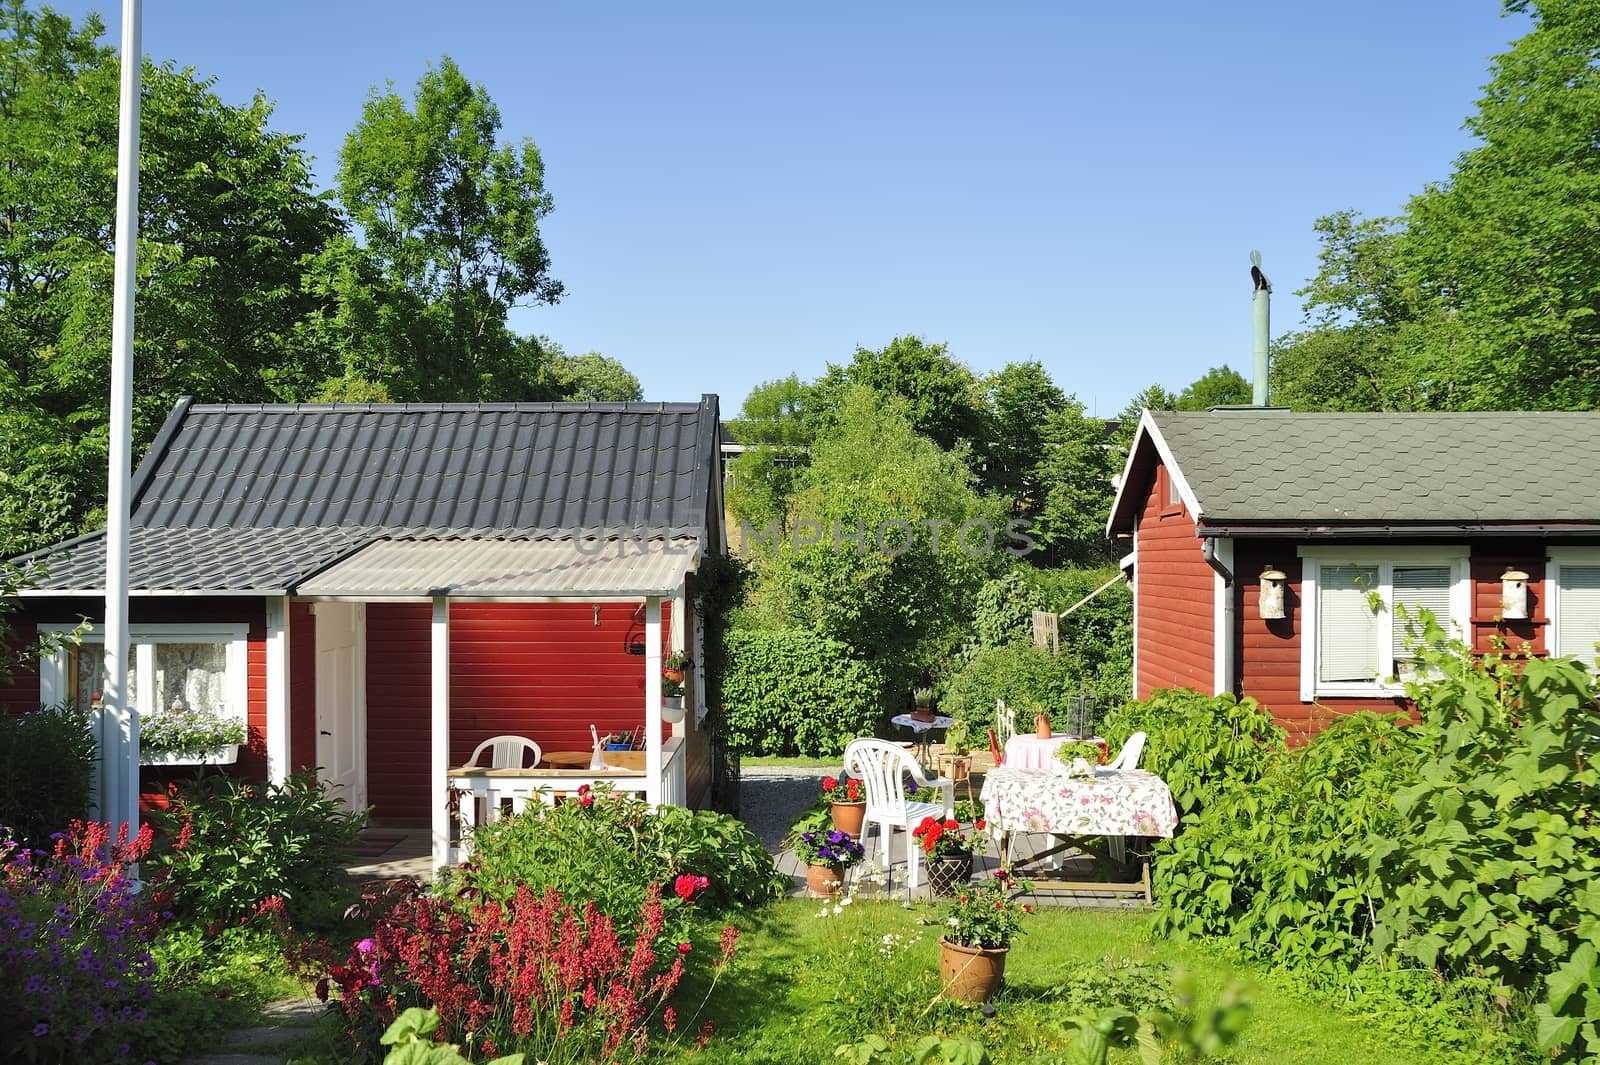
left=1259, top=567, right=1287, bottom=620
left=1501, top=568, right=1529, bottom=620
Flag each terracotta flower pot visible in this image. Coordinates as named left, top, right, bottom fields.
left=939, top=937, right=1008, bottom=1003
left=1033, top=713, right=1052, bottom=739
left=927, top=854, right=972, bottom=898
left=662, top=667, right=685, bottom=684
left=830, top=801, right=866, bottom=837
left=911, top=708, right=935, bottom=723
left=806, top=862, right=847, bottom=898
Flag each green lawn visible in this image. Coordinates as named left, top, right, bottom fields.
left=670, top=899, right=1484, bottom=1065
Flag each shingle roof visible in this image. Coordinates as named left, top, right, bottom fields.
left=1109, top=409, right=1600, bottom=535
left=18, top=397, right=722, bottom=594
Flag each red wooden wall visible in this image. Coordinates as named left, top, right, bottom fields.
left=1231, top=538, right=1552, bottom=744
left=1133, top=464, right=1214, bottom=698
left=364, top=600, right=678, bottom=822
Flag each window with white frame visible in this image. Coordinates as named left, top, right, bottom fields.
left=37, top=623, right=249, bottom=723
left=1298, top=548, right=1470, bottom=698
left=1549, top=549, right=1600, bottom=663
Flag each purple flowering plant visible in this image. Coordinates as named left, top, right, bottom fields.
left=793, top=829, right=866, bottom=868
left=0, top=820, right=163, bottom=1064
left=139, top=705, right=246, bottom=757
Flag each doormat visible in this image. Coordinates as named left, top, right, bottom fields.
left=346, top=828, right=409, bottom=859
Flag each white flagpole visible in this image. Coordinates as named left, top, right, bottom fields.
left=102, top=0, right=142, bottom=844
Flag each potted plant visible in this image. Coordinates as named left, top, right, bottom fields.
left=938, top=868, right=1031, bottom=1002
left=1054, top=738, right=1104, bottom=780
left=662, top=652, right=691, bottom=685
left=820, top=775, right=865, bottom=835
left=139, top=704, right=247, bottom=766
left=911, top=686, right=936, bottom=723
left=662, top=673, right=686, bottom=722
left=794, top=828, right=866, bottom=898
left=911, top=815, right=981, bottom=897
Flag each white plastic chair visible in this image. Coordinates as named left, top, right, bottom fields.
left=1106, top=731, right=1147, bottom=865
left=1107, top=731, right=1146, bottom=771
left=995, top=699, right=1017, bottom=748
left=457, top=736, right=543, bottom=853
left=468, top=735, right=544, bottom=770
left=842, top=738, right=954, bottom=895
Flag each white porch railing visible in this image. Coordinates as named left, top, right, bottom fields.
left=449, top=737, right=685, bottom=863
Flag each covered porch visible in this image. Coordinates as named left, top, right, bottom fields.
left=263, top=537, right=708, bottom=874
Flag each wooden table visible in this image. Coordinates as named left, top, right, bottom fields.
left=538, top=750, right=595, bottom=769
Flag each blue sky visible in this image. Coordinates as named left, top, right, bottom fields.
left=59, top=1, right=1530, bottom=415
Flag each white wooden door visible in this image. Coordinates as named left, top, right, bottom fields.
left=314, top=602, right=366, bottom=811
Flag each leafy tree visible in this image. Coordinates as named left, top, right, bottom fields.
left=1174, top=364, right=1251, bottom=410
left=808, top=336, right=985, bottom=453
left=725, top=374, right=813, bottom=447
left=0, top=2, right=344, bottom=554
left=743, top=386, right=1000, bottom=694
left=337, top=55, right=563, bottom=400
left=1029, top=399, right=1119, bottom=565
left=552, top=350, right=642, bottom=402
left=979, top=360, right=1068, bottom=502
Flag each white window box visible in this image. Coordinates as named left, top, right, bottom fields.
left=139, top=743, right=241, bottom=767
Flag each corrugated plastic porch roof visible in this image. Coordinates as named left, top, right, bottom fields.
left=293, top=537, right=700, bottom=598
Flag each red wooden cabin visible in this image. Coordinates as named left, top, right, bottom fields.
left=2, top=397, right=728, bottom=871
left=1107, top=409, right=1600, bottom=741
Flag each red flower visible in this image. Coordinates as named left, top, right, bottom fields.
left=976, top=818, right=986, bottom=830
left=577, top=783, right=594, bottom=807
left=673, top=874, right=699, bottom=901
left=822, top=776, right=838, bottom=792
left=677, top=942, right=692, bottom=955
left=943, top=818, right=958, bottom=830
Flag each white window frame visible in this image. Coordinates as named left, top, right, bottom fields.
left=37, top=623, right=250, bottom=725
left=1298, top=547, right=1470, bottom=700
left=1548, top=548, right=1600, bottom=663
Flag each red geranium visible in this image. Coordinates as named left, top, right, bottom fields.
left=911, top=815, right=977, bottom=859
left=821, top=777, right=861, bottom=804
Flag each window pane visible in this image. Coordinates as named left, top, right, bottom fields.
left=1319, top=564, right=1379, bottom=683
left=1392, top=565, right=1453, bottom=665
left=1558, top=565, right=1600, bottom=660
left=154, top=642, right=230, bottom=714
left=73, top=644, right=136, bottom=710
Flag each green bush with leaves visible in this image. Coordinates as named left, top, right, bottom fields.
left=1368, top=647, right=1600, bottom=1063
left=1152, top=711, right=1426, bottom=982
left=721, top=627, right=886, bottom=756
left=1100, top=688, right=1285, bottom=819
left=938, top=642, right=1078, bottom=737
left=457, top=784, right=784, bottom=931
left=145, top=767, right=365, bottom=933
left=0, top=703, right=96, bottom=850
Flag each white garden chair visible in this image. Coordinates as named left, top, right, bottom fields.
left=1106, top=731, right=1147, bottom=864
left=842, top=738, right=954, bottom=896
left=995, top=699, right=1017, bottom=749
left=456, top=736, right=543, bottom=852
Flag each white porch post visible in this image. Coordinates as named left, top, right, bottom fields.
left=431, top=595, right=451, bottom=873
left=264, top=597, right=291, bottom=785
left=644, top=596, right=663, bottom=806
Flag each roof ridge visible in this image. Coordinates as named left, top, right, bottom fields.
left=185, top=401, right=705, bottom=414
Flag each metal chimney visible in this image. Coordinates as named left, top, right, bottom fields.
left=1250, top=250, right=1270, bottom=406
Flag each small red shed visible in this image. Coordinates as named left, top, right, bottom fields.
left=3, top=397, right=729, bottom=872
left=1106, top=408, right=1600, bottom=740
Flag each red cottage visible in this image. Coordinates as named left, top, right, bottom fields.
left=1106, top=409, right=1600, bottom=741
left=2, top=397, right=728, bottom=872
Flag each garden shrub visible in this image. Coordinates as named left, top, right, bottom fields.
left=145, top=767, right=365, bottom=934
left=1099, top=688, right=1285, bottom=819
left=0, top=821, right=162, bottom=1065
left=938, top=642, right=1079, bottom=736
left=1151, top=711, right=1426, bottom=981
left=0, top=703, right=96, bottom=851
left=1368, top=647, right=1600, bottom=1063
left=320, top=880, right=740, bottom=1064
left=457, top=785, right=784, bottom=934
left=720, top=627, right=885, bottom=756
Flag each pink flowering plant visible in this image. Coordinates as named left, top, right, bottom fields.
left=0, top=821, right=163, bottom=1064
left=942, top=868, right=1032, bottom=950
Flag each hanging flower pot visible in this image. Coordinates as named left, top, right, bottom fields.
left=938, top=938, right=1008, bottom=1003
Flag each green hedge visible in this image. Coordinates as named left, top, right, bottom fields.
left=0, top=704, right=96, bottom=850
left=720, top=628, right=885, bottom=756
left=938, top=642, right=1079, bottom=737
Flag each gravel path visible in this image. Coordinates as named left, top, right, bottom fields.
left=737, top=765, right=831, bottom=852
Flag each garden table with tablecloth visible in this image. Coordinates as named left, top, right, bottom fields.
left=979, top=766, right=1178, bottom=901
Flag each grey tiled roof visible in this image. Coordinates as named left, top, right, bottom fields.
left=19, top=398, right=721, bottom=594
left=1120, top=410, right=1600, bottom=532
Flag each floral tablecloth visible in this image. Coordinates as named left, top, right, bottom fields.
left=979, top=766, right=1178, bottom=838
